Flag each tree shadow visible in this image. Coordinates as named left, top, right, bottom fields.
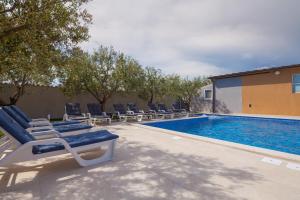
left=0, top=137, right=263, bottom=200
left=215, top=100, right=231, bottom=114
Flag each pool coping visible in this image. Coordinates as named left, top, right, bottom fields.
left=134, top=116, right=300, bottom=163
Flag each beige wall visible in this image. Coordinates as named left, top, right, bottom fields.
left=0, top=85, right=151, bottom=118
left=242, top=67, right=300, bottom=116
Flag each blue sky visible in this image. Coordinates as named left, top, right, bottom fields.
left=81, top=0, right=300, bottom=77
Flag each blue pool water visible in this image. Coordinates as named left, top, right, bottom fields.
left=144, top=115, right=300, bottom=155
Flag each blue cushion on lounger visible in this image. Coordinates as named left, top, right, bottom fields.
left=0, top=109, right=35, bottom=144
left=148, top=103, right=158, bottom=112
left=31, top=124, right=92, bottom=133
left=11, top=105, right=82, bottom=127
left=65, top=103, right=82, bottom=116
left=113, top=104, right=127, bottom=115
left=54, top=124, right=92, bottom=133
left=32, top=130, right=119, bottom=154
left=11, top=105, right=31, bottom=122
left=2, top=106, right=31, bottom=129
left=5, top=106, right=90, bottom=133
left=87, top=103, right=103, bottom=116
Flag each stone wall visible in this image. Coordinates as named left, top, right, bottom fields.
left=0, top=84, right=210, bottom=118
left=0, top=85, right=149, bottom=118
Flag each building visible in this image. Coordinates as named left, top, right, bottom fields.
left=209, top=64, right=300, bottom=116
left=191, top=84, right=213, bottom=113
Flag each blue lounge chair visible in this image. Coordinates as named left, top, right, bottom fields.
left=0, top=108, right=118, bottom=167
left=157, top=103, right=173, bottom=112
left=64, top=103, right=90, bottom=122
left=127, top=103, right=152, bottom=120
left=11, top=105, right=81, bottom=127
left=87, top=103, right=111, bottom=125
left=148, top=103, right=174, bottom=119
left=2, top=106, right=92, bottom=137
left=172, top=101, right=189, bottom=117
left=159, top=103, right=188, bottom=118
left=172, top=101, right=187, bottom=113
left=113, top=104, right=143, bottom=122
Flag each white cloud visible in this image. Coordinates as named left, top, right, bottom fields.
left=81, top=0, right=300, bottom=77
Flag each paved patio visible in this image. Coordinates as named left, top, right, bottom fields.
left=1, top=123, right=300, bottom=200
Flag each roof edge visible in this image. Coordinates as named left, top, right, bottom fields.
left=209, top=64, right=300, bottom=80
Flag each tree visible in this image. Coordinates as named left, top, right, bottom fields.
left=176, top=77, right=210, bottom=111
left=0, top=0, right=92, bottom=105
left=61, top=46, right=144, bottom=111
left=137, top=67, right=168, bottom=104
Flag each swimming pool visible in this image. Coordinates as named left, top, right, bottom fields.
left=144, top=115, right=300, bottom=155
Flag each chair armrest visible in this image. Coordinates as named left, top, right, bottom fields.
left=32, top=118, right=49, bottom=122
left=30, top=122, right=52, bottom=127
left=26, top=138, right=71, bottom=149
left=27, top=126, right=53, bottom=132
left=30, top=129, right=61, bottom=138
left=139, top=110, right=145, bottom=113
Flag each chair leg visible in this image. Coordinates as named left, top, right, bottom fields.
left=71, top=140, right=116, bottom=167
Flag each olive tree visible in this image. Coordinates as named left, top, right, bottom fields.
left=176, top=77, right=210, bottom=111
left=137, top=67, right=169, bottom=104
left=61, top=46, right=144, bottom=111
left=0, top=0, right=92, bottom=105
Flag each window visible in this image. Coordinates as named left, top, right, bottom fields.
left=292, top=74, right=300, bottom=93
left=204, top=89, right=212, bottom=100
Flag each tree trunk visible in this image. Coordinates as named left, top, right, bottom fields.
left=9, top=86, right=25, bottom=105
left=148, top=93, right=154, bottom=104
left=98, top=96, right=107, bottom=112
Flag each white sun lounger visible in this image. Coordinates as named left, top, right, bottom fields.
left=0, top=108, right=119, bottom=167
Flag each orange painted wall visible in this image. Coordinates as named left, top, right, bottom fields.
left=242, top=67, right=300, bottom=116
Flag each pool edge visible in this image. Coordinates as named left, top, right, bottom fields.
left=133, top=123, right=300, bottom=163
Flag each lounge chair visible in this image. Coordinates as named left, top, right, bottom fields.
left=64, top=103, right=90, bottom=123
left=172, top=101, right=187, bottom=112
left=148, top=103, right=174, bottom=119
left=2, top=106, right=93, bottom=138
left=159, top=103, right=187, bottom=118
left=172, top=101, right=189, bottom=117
left=11, top=105, right=81, bottom=127
left=0, top=108, right=119, bottom=167
left=87, top=103, right=111, bottom=125
left=113, top=104, right=143, bottom=122
left=127, top=103, right=152, bottom=120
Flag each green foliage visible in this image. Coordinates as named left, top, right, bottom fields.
left=60, top=46, right=210, bottom=110
left=137, top=67, right=167, bottom=104
left=61, top=46, right=144, bottom=111
left=176, top=77, right=210, bottom=111
left=0, top=0, right=92, bottom=105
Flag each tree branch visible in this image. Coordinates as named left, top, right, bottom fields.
left=0, top=1, right=19, bottom=14
left=0, top=24, right=29, bottom=40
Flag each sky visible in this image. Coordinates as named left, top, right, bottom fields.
left=80, top=0, right=300, bottom=77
